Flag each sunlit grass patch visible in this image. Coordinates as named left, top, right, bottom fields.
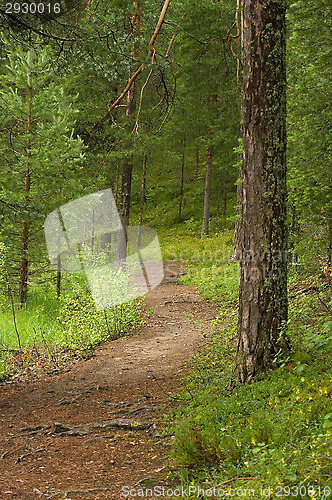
left=158, top=228, right=234, bottom=265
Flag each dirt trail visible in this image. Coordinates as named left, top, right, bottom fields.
left=0, top=262, right=216, bottom=499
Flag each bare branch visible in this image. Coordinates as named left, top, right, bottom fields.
left=149, top=0, right=172, bottom=56
left=84, top=0, right=173, bottom=144
left=83, top=63, right=144, bottom=145
left=133, top=66, right=154, bottom=133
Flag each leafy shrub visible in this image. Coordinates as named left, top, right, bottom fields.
left=58, top=274, right=145, bottom=350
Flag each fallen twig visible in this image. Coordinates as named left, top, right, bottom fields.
left=215, top=477, right=255, bottom=487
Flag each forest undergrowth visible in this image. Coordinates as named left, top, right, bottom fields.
left=0, top=270, right=145, bottom=381
left=166, top=239, right=332, bottom=499
left=0, top=228, right=331, bottom=498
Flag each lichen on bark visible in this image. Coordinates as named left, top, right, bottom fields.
left=231, top=0, right=290, bottom=385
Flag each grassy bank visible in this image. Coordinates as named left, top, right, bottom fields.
left=0, top=273, right=145, bottom=380
left=168, top=258, right=332, bottom=498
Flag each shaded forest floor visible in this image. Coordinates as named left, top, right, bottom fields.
left=0, top=262, right=216, bottom=499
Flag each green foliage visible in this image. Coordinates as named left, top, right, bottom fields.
left=170, top=260, right=332, bottom=495
left=0, top=239, right=7, bottom=303
left=159, top=228, right=234, bottom=264
left=58, top=273, right=145, bottom=350
left=0, top=269, right=145, bottom=379
left=180, top=262, right=239, bottom=303
left=0, top=291, right=61, bottom=361
left=0, top=43, right=85, bottom=291
left=287, top=0, right=332, bottom=264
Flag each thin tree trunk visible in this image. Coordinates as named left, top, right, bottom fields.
left=223, top=189, right=227, bottom=220
left=231, top=169, right=242, bottom=261
left=327, top=213, right=332, bottom=267
left=195, top=144, right=199, bottom=180
left=201, top=146, right=213, bottom=238
left=116, top=2, right=141, bottom=264
left=215, top=178, right=221, bottom=231
left=137, top=154, right=147, bottom=247
left=56, top=254, right=61, bottom=299
left=179, top=138, right=185, bottom=222
left=117, top=161, right=133, bottom=263
left=231, top=0, right=289, bottom=385
left=19, top=53, right=32, bottom=306
left=114, top=163, right=120, bottom=207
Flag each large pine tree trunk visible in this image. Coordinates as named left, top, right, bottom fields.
left=231, top=0, right=289, bottom=384
left=201, top=146, right=213, bottom=238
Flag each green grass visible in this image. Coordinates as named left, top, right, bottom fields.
left=0, top=292, right=60, bottom=351
left=158, top=226, right=235, bottom=265
left=167, top=261, right=332, bottom=498
left=0, top=272, right=145, bottom=380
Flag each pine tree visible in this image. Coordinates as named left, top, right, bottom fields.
left=0, top=43, right=85, bottom=303
left=231, top=0, right=290, bottom=384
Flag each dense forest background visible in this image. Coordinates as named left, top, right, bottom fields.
left=0, top=0, right=331, bottom=493
left=0, top=0, right=330, bottom=304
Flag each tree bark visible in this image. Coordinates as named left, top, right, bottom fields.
left=179, top=138, right=185, bottom=222
left=116, top=160, right=133, bottom=263
left=223, top=189, right=227, bottom=220
left=56, top=254, right=61, bottom=299
left=19, top=54, right=32, bottom=306
left=195, top=144, right=199, bottom=180
left=231, top=0, right=289, bottom=384
left=116, top=2, right=141, bottom=264
left=201, top=146, right=213, bottom=238
left=137, top=154, right=147, bottom=247
left=231, top=169, right=243, bottom=261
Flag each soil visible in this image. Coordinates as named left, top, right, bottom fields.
left=0, top=262, right=216, bottom=500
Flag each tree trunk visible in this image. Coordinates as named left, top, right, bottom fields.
left=216, top=180, right=220, bottom=231
left=19, top=55, right=32, bottom=306
left=231, top=169, right=243, bottom=261
left=116, top=160, right=133, bottom=263
left=116, top=1, right=141, bottom=264
left=179, top=138, right=185, bottom=222
left=231, top=0, right=289, bottom=384
left=137, top=154, right=147, bottom=246
left=114, top=163, right=120, bottom=207
left=195, top=144, right=199, bottom=180
left=201, top=146, right=213, bottom=238
left=223, top=189, right=227, bottom=220
left=327, top=213, right=332, bottom=267
left=56, top=254, right=61, bottom=299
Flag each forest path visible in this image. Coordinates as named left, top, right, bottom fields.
left=0, top=261, right=216, bottom=499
